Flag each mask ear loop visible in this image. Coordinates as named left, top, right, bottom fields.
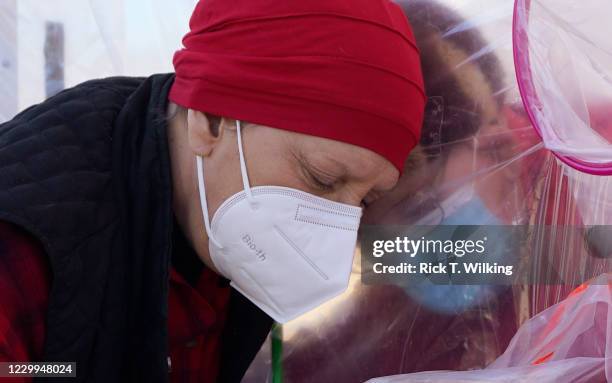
left=235, top=120, right=258, bottom=209
left=196, top=155, right=223, bottom=249
left=195, top=119, right=254, bottom=250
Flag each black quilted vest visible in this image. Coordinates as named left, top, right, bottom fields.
left=0, top=74, right=272, bottom=382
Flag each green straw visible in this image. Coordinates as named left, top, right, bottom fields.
left=271, top=322, right=283, bottom=383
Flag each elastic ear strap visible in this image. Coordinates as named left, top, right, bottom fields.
left=236, top=120, right=254, bottom=202
left=196, top=155, right=223, bottom=248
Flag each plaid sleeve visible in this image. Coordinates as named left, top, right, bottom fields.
left=0, top=220, right=51, bottom=371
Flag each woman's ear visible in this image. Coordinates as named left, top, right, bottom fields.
left=186, top=109, right=224, bottom=157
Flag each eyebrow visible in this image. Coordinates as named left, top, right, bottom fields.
left=294, top=146, right=397, bottom=192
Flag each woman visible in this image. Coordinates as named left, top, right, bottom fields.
left=0, top=0, right=425, bottom=382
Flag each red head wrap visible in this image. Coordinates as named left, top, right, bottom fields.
left=169, top=0, right=425, bottom=171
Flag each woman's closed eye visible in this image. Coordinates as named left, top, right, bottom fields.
left=293, top=151, right=344, bottom=193
left=304, top=167, right=339, bottom=192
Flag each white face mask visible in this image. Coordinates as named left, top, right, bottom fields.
left=196, top=120, right=362, bottom=323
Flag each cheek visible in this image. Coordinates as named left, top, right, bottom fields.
left=204, top=147, right=243, bottom=218
left=206, top=176, right=241, bottom=219
left=248, top=155, right=303, bottom=189
left=240, top=129, right=303, bottom=189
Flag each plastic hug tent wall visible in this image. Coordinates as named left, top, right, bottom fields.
left=0, top=1, right=610, bottom=382
left=241, top=0, right=612, bottom=381
left=513, top=0, right=612, bottom=175
left=365, top=274, right=612, bottom=383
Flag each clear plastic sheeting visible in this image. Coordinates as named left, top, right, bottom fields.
left=366, top=274, right=612, bottom=383
left=0, top=0, right=196, bottom=123
left=514, top=0, right=612, bottom=174
left=242, top=0, right=611, bottom=381
left=368, top=359, right=605, bottom=383
left=0, top=0, right=611, bottom=382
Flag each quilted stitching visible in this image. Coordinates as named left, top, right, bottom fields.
left=0, top=75, right=175, bottom=383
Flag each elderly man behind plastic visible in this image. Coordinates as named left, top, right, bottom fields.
left=0, top=0, right=425, bottom=382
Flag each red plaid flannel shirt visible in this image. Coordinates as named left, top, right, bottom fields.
left=0, top=220, right=231, bottom=383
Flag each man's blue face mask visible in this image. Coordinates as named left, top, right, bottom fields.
left=403, top=188, right=510, bottom=315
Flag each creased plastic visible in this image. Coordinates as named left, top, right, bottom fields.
left=0, top=0, right=196, bottom=123
left=514, top=0, right=612, bottom=173
left=366, top=274, right=611, bottom=383
left=242, top=0, right=611, bottom=382
left=0, top=1, right=611, bottom=382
